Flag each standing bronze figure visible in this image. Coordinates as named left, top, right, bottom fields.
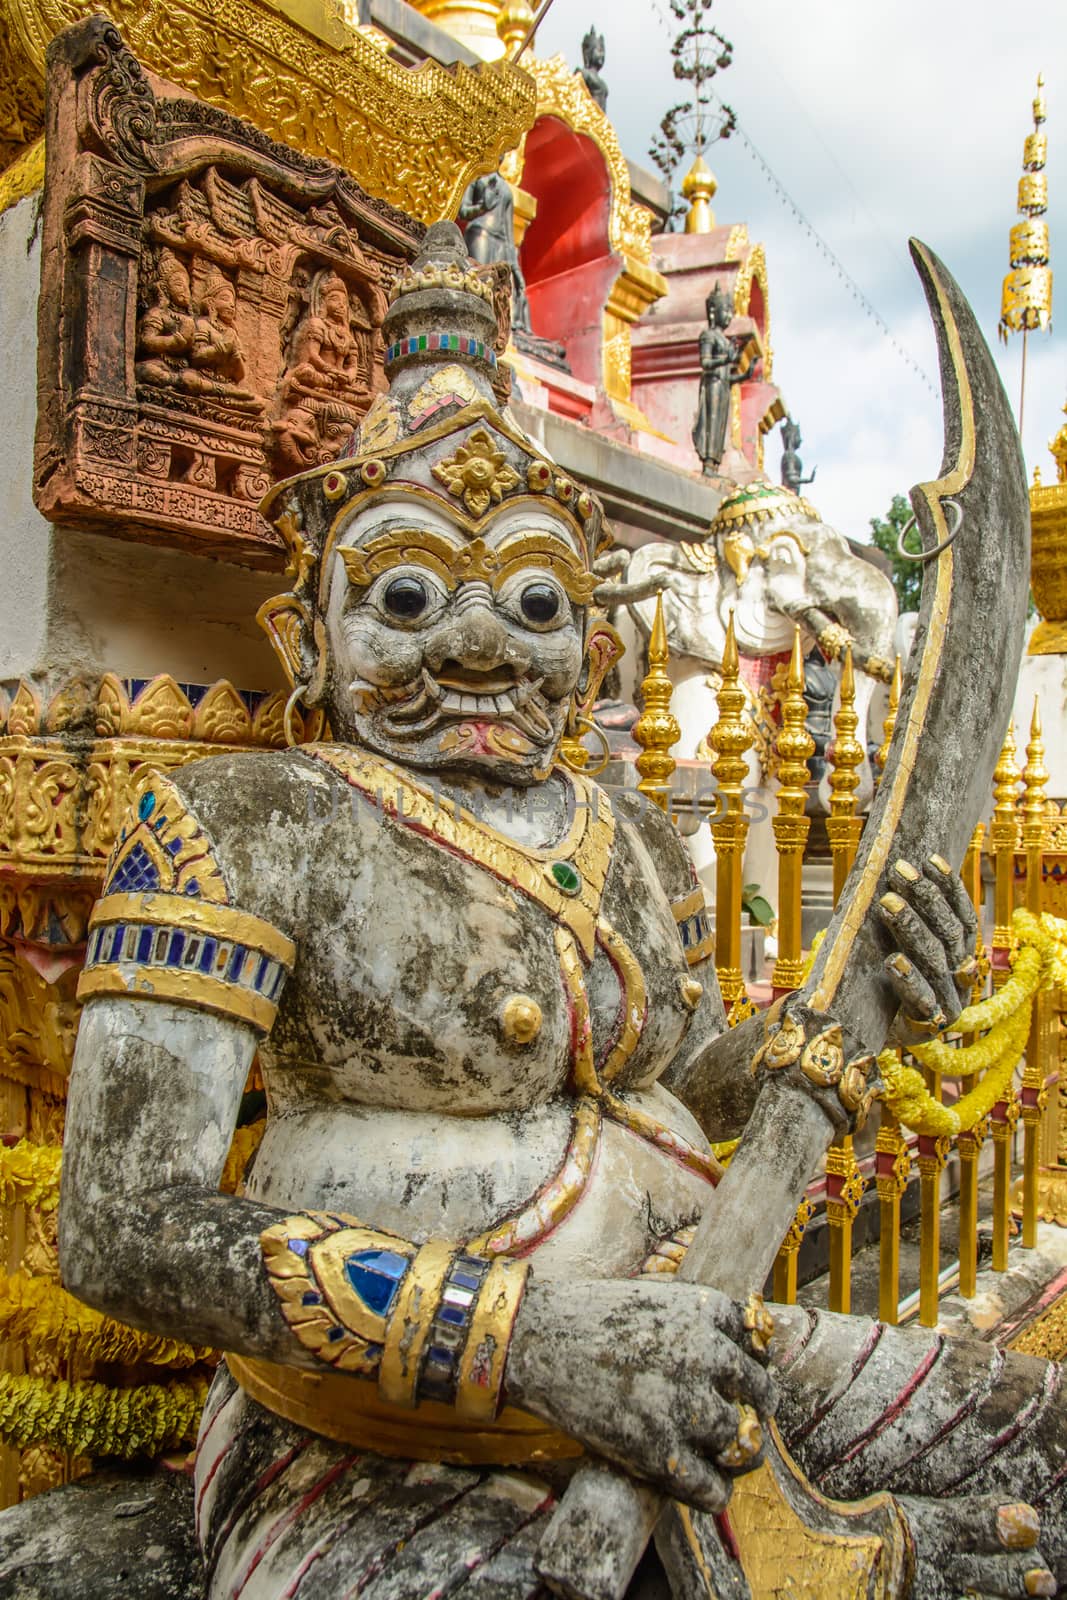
left=781, top=414, right=817, bottom=494
left=692, top=282, right=748, bottom=475
left=579, top=26, right=608, bottom=110
left=458, top=172, right=531, bottom=334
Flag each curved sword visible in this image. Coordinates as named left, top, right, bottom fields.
left=536, top=242, right=1031, bottom=1599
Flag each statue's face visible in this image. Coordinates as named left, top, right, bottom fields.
left=209, top=284, right=237, bottom=326
left=325, top=285, right=349, bottom=323
left=322, top=495, right=586, bottom=785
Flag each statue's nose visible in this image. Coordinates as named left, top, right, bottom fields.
left=425, top=583, right=520, bottom=674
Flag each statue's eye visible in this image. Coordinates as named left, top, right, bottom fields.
left=382, top=576, right=429, bottom=619
left=520, top=582, right=562, bottom=624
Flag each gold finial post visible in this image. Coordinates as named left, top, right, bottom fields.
left=771, top=626, right=815, bottom=995
left=825, top=645, right=864, bottom=905
left=709, top=611, right=754, bottom=1008
left=1000, top=73, right=1052, bottom=434
left=633, top=594, right=680, bottom=813
left=875, top=655, right=902, bottom=778
left=1020, top=697, right=1051, bottom=1248
left=989, top=721, right=1022, bottom=1270
left=827, top=1134, right=866, bottom=1315
left=990, top=721, right=1021, bottom=987
left=957, top=818, right=989, bottom=1300
left=681, top=153, right=717, bottom=234
left=875, top=1113, right=910, bottom=1322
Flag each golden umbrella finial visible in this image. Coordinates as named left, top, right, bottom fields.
left=1000, top=73, right=1052, bottom=432
left=681, top=153, right=718, bottom=234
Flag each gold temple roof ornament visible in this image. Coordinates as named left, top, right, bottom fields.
left=1029, top=395, right=1067, bottom=654
left=0, top=0, right=536, bottom=222
left=1000, top=73, right=1052, bottom=340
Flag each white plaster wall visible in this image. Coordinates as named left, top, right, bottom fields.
left=0, top=194, right=51, bottom=681
left=0, top=193, right=287, bottom=694
left=43, top=527, right=287, bottom=690
left=1014, top=642, right=1067, bottom=801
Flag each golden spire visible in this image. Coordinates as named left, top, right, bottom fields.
left=708, top=611, right=754, bottom=1008
left=1000, top=73, right=1052, bottom=343
left=875, top=654, right=902, bottom=776
left=992, top=720, right=1021, bottom=843
left=825, top=645, right=864, bottom=904
left=633, top=593, right=680, bottom=812
left=771, top=626, right=815, bottom=993
left=681, top=153, right=717, bottom=234
left=708, top=610, right=752, bottom=799
left=774, top=626, right=815, bottom=814
left=1020, top=697, right=1050, bottom=848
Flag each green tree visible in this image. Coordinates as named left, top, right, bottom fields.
left=869, top=493, right=922, bottom=614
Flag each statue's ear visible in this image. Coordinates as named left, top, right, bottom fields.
left=575, top=617, right=625, bottom=719
left=257, top=594, right=327, bottom=705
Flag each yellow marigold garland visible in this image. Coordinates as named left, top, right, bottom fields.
left=877, top=909, right=1067, bottom=1136
left=0, top=1273, right=210, bottom=1369
left=0, top=1141, right=62, bottom=1210
left=0, top=1373, right=207, bottom=1458
left=878, top=1002, right=1031, bottom=1138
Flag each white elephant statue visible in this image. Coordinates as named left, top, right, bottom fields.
left=599, top=482, right=898, bottom=914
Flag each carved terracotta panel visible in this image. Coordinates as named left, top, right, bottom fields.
left=34, top=19, right=425, bottom=567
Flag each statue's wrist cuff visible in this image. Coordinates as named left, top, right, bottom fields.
left=262, top=1212, right=528, bottom=1422
left=750, top=1004, right=879, bottom=1132
left=382, top=1249, right=528, bottom=1421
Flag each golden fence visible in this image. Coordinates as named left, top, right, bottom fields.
left=631, top=613, right=1067, bottom=1331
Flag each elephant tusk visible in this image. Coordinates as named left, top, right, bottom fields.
left=895, top=497, right=964, bottom=564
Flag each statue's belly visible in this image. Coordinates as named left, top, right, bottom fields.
left=244, top=1087, right=714, bottom=1278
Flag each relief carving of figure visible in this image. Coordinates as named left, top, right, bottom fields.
left=693, top=282, right=749, bottom=476
left=134, top=248, right=198, bottom=389
left=271, top=268, right=384, bottom=473
left=135, top=250, right=263, bottom=414
left=53, top=225, right=1062, bottom=1600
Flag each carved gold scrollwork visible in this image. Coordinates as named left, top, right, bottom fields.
left=750, top=1013, right=805, bottom=1075
left=0, top=0, right=536, bottom=223
left=799, top=1025, right=845, bottom=1089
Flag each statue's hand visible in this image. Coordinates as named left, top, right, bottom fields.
left=895, top=1493, right=1055, bottom=1598
left=877, top=854, right=980, bottom=1046
left=506, top=1277, right=776, bottom=1513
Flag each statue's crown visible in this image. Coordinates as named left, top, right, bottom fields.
left=258, top=222, right=611, bottom=685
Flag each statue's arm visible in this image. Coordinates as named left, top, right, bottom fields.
left=660, top=1003, right=766, bottom=1141
left=59, top=996, right=307, bottom=1361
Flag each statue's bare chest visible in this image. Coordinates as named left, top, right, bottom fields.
left=265, top=759, right=696, bottom=1114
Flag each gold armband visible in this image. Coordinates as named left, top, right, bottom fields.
left=80, top=893, right=295, bottom=1032
left=78, top=777, right=295, bottom=1033
left=261, top=1213, right=528, bottom=1421
left=672, top=885, right=714, bottom=967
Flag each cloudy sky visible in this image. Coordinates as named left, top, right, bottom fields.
left=533, top=0, right=1067, bottom=541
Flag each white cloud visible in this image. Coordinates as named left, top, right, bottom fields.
left=534, top=0, right=1067, bottom=535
